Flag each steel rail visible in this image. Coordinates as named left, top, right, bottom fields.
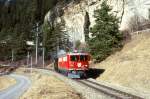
left=85, top=79, right=143, bottom=99
left=77, top=79, right=143, bottom=99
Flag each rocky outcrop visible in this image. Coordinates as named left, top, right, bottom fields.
left=45, top=0, right=150, bottom=43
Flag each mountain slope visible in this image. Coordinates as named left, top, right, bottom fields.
left=95, top=30, right=150, bottom=92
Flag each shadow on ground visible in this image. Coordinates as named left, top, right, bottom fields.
left=87, top=68, right=105, bottom=79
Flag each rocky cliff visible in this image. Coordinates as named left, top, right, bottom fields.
left=45, top=0, right=150, bottom=43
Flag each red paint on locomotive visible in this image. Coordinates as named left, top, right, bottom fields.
left=57, top=52, right=90, bottom=78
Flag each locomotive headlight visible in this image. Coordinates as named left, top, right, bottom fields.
left=77, top=63, right=81, bottom=67
left=85, top=65, right=87, bottom=67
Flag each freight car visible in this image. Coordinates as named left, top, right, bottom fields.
left=54, top=50, right=90, bottom=78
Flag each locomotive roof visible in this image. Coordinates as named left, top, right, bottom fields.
left=57, top=52, right=89, bottom=58
left=67, top=52, right=89, bottom=55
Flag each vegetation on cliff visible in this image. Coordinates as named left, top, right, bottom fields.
left=88, top=1, right=123, bottom=62
left=0, top=0, right=124, bottom=61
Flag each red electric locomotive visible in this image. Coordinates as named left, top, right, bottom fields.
left=54, top=50, right=90, bottom=78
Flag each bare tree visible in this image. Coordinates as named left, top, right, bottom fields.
left=120, top=0, right=125, bottom=24
left=128, top=15, right=142, bottom=32
left=128, top=15, right=150, bottom=32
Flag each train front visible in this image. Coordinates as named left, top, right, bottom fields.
left=67, top=52, right=90, bottom=78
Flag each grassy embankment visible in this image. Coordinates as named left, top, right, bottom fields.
left=95, top=32, right=150, bottom=92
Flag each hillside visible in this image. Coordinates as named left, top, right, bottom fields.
left=95, top=30, right=150, bottom=92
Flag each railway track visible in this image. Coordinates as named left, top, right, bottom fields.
left=27, top=68, right=147, bottom=99
left=77, top=79, right=143, bottom=99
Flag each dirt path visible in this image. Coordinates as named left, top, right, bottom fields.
left=0, top=74, right=31, bottom=99
left=0, top=76, right=16, bottom=91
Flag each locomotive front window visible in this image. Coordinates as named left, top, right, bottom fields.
left=80, top=55, right=88, bottom=61
left=70, top=55, right=78, bottom=61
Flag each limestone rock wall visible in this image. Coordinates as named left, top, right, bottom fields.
left=45, top=0, right=150, bottom=43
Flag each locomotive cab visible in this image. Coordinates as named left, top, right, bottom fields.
left=56, top=51, right=90, bottom=78
left=68, top=54, right=90, bottom=78
left=69, top=55, right=89, bottom=70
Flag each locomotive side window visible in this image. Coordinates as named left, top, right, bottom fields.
left=70, top=55, right=78, bottom=61
left=80, top=55, right=88, bottom=61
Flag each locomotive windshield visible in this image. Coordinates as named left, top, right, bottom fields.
left=80, top=55, right=88, bottom=61
left=70, top=55, right=79, bottom=61
left=70, top=55, right=88, bottom=61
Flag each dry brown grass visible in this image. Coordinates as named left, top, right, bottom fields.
left=16, top=68, right=82, bottom=99
left=95, top=32, right=150, bottom=92
left=0, top=76, right=16, bottom=91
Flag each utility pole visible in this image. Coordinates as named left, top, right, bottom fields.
left=30, top=56, right=33, bottom=73
left=42, top=47, right=45, bottom=68
left=57, top=38, right=59, bottom=55
left=27, top=52, right=30, bottom=67
left=35, top=23, right=39, bottom=65
left=11, top=50, right=14, bottom=62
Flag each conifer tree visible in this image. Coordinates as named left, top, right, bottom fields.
left=42, top=21, right=69, bottom=58
left=88, top=1, right=123, bottom=62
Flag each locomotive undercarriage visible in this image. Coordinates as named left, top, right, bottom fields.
left=57, top=68, right=88, bottom=78
left=67, top=70, right=87, bottom=78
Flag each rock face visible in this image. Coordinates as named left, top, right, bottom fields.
left=45, top=0, right=150, bottom=43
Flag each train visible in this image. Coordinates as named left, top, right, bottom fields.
left=54, top=50, right=90, bottom=78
